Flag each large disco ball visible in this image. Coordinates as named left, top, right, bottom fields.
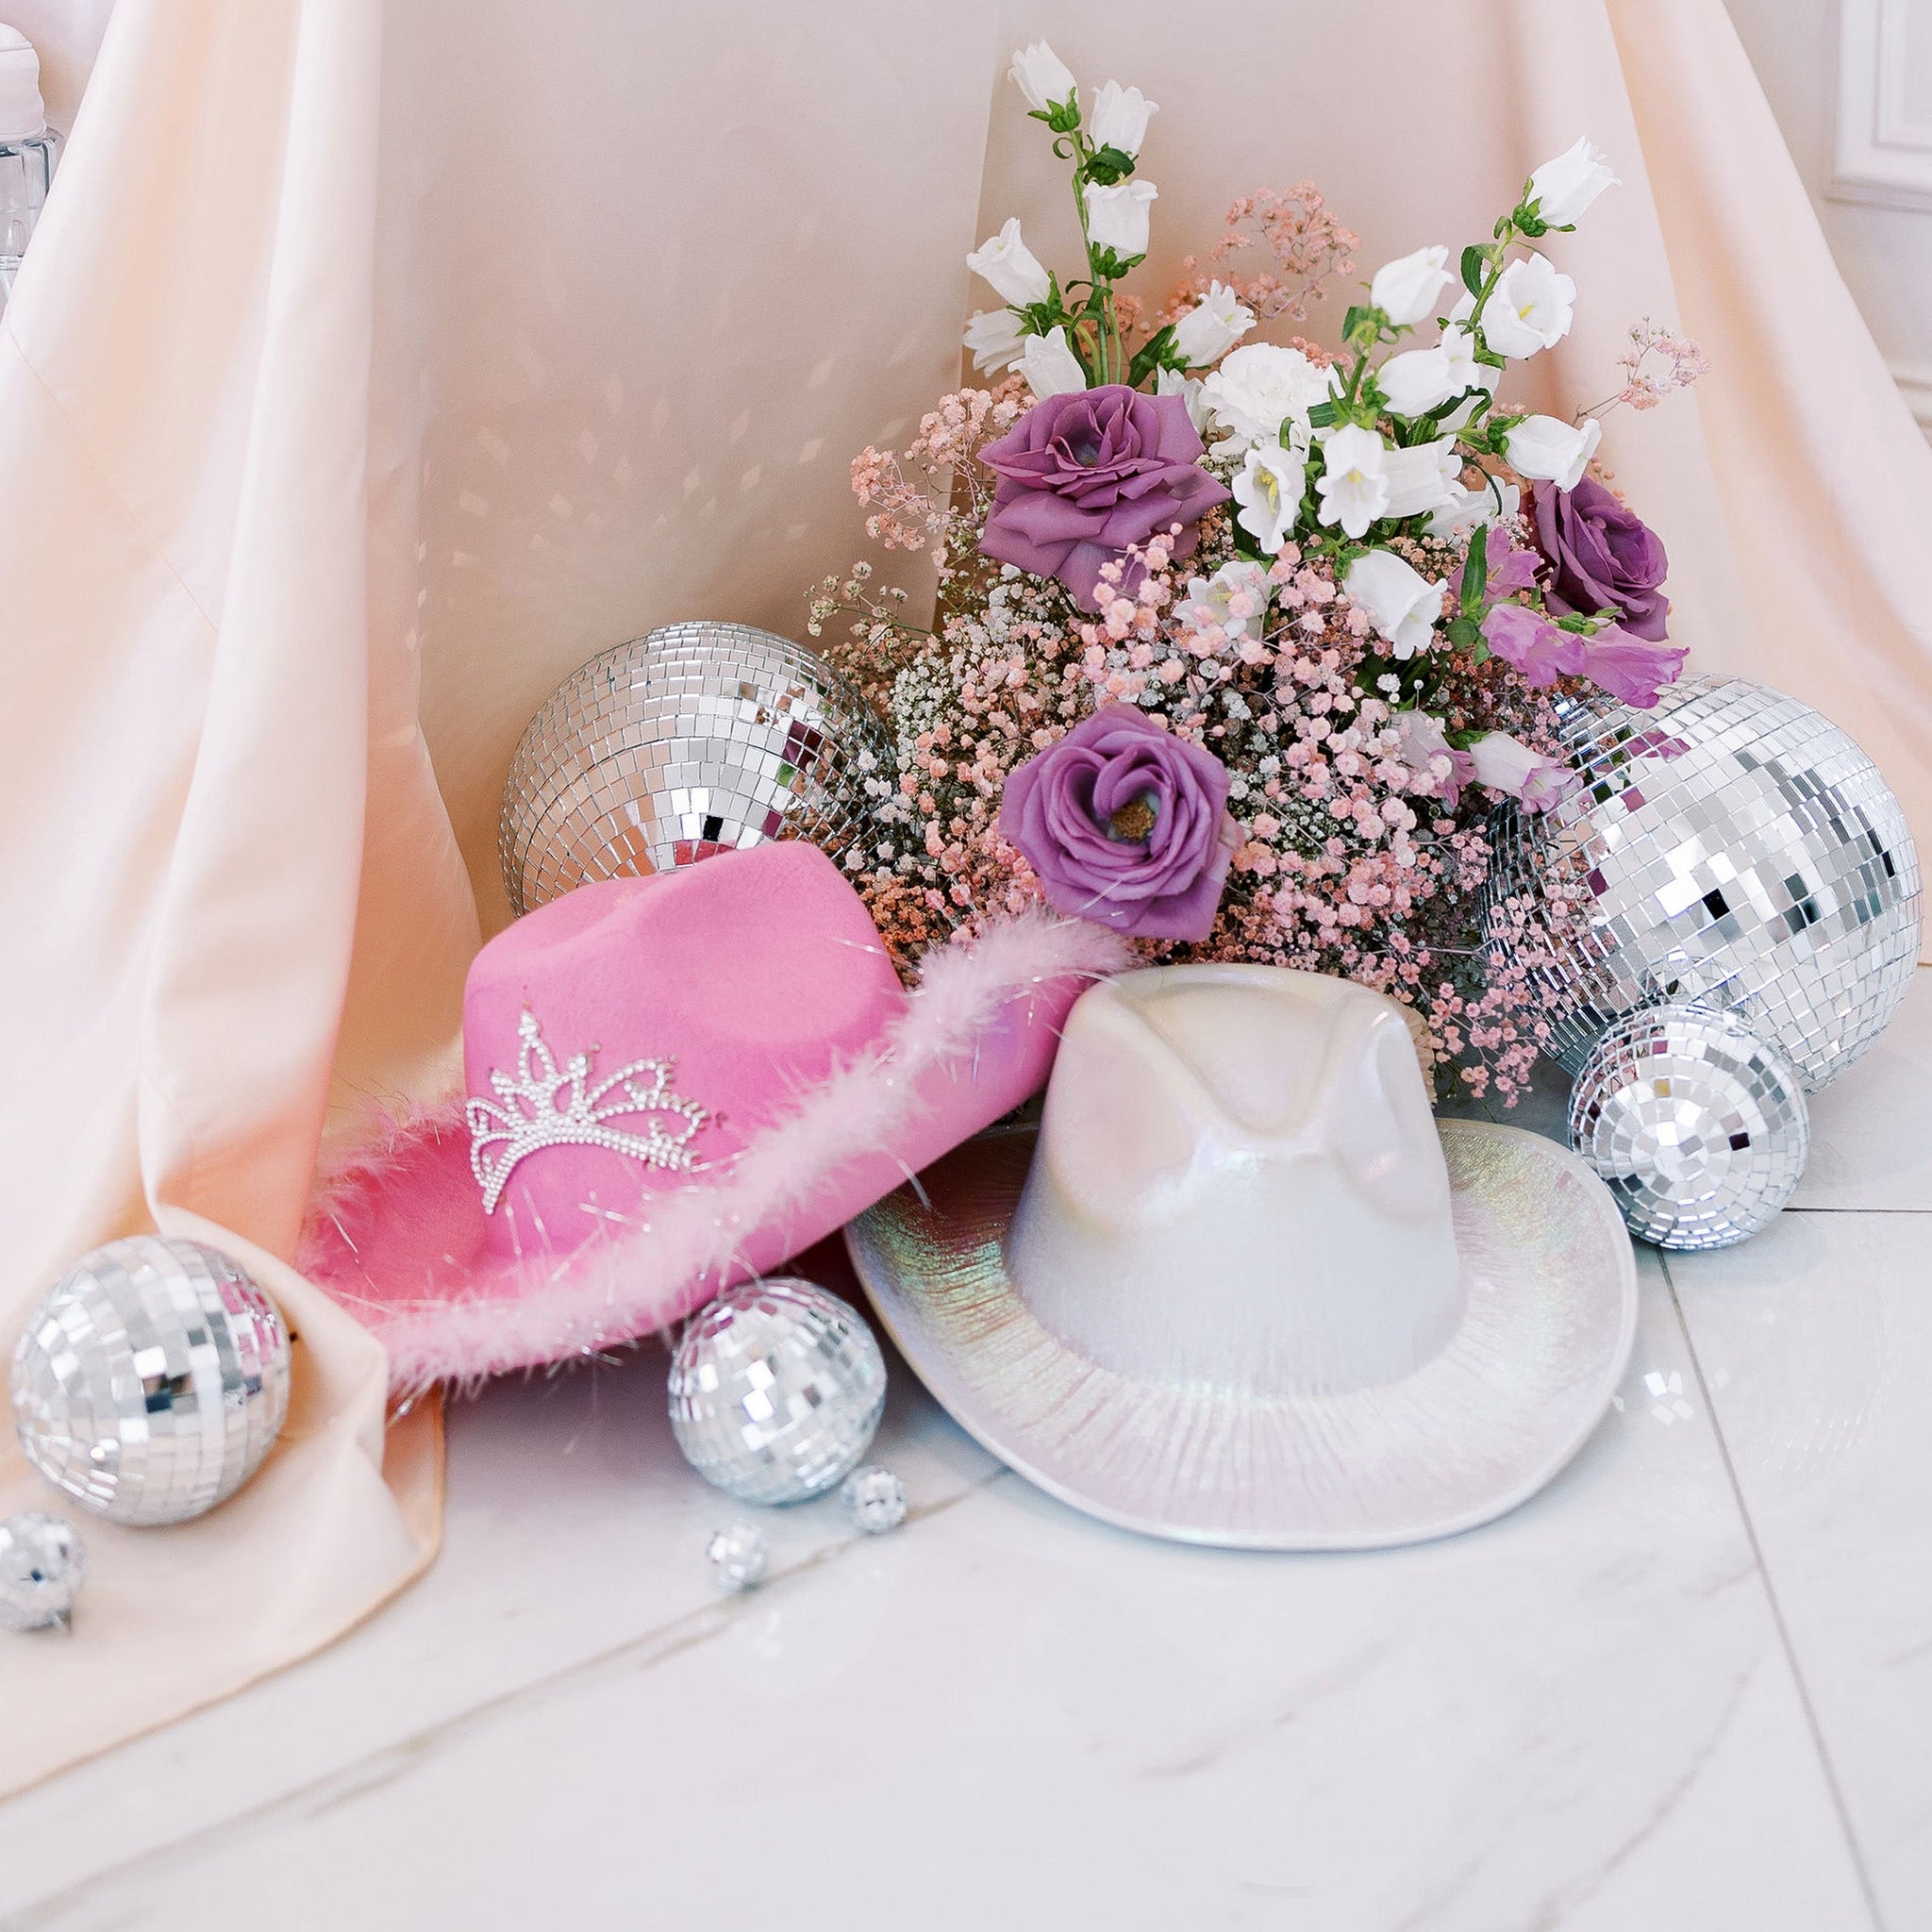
left=1484, top=675, right=1921, bottom=1091
left=500, top=621, right=891, bottom=916
left=11, top=1237, right=291, bottom=1525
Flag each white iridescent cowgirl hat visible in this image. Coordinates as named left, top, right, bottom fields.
left=846, top=963, right=1638, bottom=1549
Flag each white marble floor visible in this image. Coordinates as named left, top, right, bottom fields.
left=3, top=978, right=1929, bottom=1932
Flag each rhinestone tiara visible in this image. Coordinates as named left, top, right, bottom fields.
left=466, top=1009, right=708, bottom=1214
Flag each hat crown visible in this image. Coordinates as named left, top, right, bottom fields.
left=1008, top=965, right=1462, bottom=1396
left=462, top=843, right=904, bottom=1256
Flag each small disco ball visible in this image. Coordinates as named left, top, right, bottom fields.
left=0, top=1512, right=86, bottom=1631
left=1569, top=1002, right=1809, bottom=1249
left=841, top=1464, right=908, bottom=1535
left=11, top=1236, right=291, bottom=1526
left=499, top=621, right=891, bottom=916
left=706, top=1520, right=770, bottom=1594
left=668, top=1276, right=887, bottom=1507
left=1484, top=675, right=1921, bottom=1091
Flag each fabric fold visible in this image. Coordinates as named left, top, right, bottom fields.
left=0, top=0, right=461, bottom=1799
left=4, top=0, right=1931, bottom=1799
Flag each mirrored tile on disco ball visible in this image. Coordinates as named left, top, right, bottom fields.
left=500, top=622, right=891, bottom=915
left=1568, top=1002, right=1809, bottom=1250
left=1485, top=675, right=1922, bottom=1091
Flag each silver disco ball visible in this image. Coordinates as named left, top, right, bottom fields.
left=500, top=621, right=891, bottom=916
left=1485, top=675, right=1922, bottom=1090
left=0, top=1512, right=87, bottom=1631
left=668, top=1276, right=886, bottom=1507
left=11, top=1237, right=291, bottom=1526
left=1569, top=1002, right=1809, bottom=1249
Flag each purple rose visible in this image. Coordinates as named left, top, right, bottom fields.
left=978, top=386, right=1232, bottom=610
left=1000, top=704, right=1238, bottom=941
left=1534, top=475, right=1671, bottom=641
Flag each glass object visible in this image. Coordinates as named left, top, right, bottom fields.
left=0, top=25, right=56, bottom=314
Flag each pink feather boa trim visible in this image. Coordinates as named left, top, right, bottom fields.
left=298, top=910, right=1126, bottom=1394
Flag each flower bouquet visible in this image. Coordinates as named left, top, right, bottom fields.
left=812, top=40, right=1707, bottom=1102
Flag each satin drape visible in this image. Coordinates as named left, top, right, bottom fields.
left=3, top=0, right=1926, bottom=1792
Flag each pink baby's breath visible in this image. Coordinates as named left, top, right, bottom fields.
left=1161, top=186, right=1359, bottom=328
left=816, top=418, right=1577, bottom=1102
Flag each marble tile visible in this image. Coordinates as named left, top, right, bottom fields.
left=1791, top=969, right=1932, bottom=1210
left=0, top=1338, right=998, bottom=1917
left=5, top=1254, right=1873, bottom=1932
left=1668, top=1209, right=1932, bottom=1930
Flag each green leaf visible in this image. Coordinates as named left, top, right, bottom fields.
left=1083, top=144, right=1137, bottom=186
left=1459, top=244, right=1487, bottom=299
left=1020, top=275, right=1069, bottom=334
left=1125, top=325, right=1178, bottom=388
left=1307, top=399, right=1341, bottom=429
left=1459, top=524, right=1489, bottom=614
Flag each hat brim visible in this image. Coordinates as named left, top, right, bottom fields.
left=845, top=1121, right=1637, bottom=1551
left=300, top=910, right=1131, bottom=1393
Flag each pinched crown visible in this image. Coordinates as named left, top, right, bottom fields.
left=466, top=1009, right=708, bottom=1214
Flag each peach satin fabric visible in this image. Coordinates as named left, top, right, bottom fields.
left=2, top=0, right=1928, bottom=1792
left=0, top=1, right=468, bottom=1796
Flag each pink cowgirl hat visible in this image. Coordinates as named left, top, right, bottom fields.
left=299, top=841, right=1121, bottom=1391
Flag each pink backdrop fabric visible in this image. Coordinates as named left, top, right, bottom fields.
left=2, top=0, right=1929, bottom=1792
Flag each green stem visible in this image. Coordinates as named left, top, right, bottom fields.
left=1342, top=343, right=1371, bottom=408
left=1466, top=233, right=1516, bottom=360
left=1062, top=131, right=1129, bottom=385
left=1067, top=142, right=1108, bottom=385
